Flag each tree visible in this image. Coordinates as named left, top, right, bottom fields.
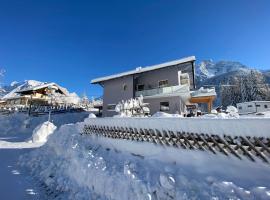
left=221, top=70, right=270, bottom=106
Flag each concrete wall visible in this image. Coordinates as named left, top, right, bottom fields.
left=102, top=75, right=134, bottom=117
left=144, top=96, right=186, bottom=115
left=134, top=62, right=194, bottom=90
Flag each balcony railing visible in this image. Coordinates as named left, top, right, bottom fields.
left=135, top=84, right=190, bottom=97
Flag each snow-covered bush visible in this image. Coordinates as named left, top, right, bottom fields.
left=115, top=95, right=150, bottom=117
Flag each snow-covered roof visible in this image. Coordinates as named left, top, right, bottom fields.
left=17, top=82, right=69, bottom=96
left=237, top=101, right=270, bottom=104
left=190, top=87, right=216, bottom=98
left=91, top=56, right=196, bottom=84
left=1, top=81, right=69, bottom=100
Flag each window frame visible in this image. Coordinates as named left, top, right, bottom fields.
left=107, top=104, right=116, bottom=111
left=160, top=101, right=170, bottom=111
left=158, top=80, right=169, bottom=88
left=136, top=84, right=145, bottom=91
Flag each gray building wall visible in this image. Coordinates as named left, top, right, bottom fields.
left=102, top=75, right=134, bottom=117
left=134, top=62, right=194, bottom=91
left=144, top=96, right=186, bottom=115
left=101, top=61, right=194, bottom=117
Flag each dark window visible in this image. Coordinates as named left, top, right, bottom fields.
left=256, top=104, right=261, bottom=107
left=159, top=80, right=168, bottom=88
left=248, top=105, right=253, bottom=108
left=107, top=104, right=116, bottom=111
left=136, top=84, right=144, bottom=91
left=160, top=102, right=169, bottom=111
left=238, top=106, right=242, bottom=110
left=265, top=105, right=268, bottom=108
left=123, top=84, right=127, bottom=91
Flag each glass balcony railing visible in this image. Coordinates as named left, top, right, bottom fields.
left=135, top=84, right=190, bottom=97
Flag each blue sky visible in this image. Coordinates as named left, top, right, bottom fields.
left=0, top=0, right=270, bottom=97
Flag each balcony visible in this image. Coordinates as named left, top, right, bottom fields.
left=135, top=84, right=190, bottom=98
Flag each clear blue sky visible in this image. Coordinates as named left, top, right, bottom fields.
left=0, top=0, right=269, bottom=97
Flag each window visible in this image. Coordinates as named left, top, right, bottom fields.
left=248, top=105, right=253, bottom=108
left=265, top=105, right=268, bottom=108
left=238, top=106, right=242, bottom=110
left=107, top=104, right=116, bottom=111
left=256, top=104, right=261, bottom=107
left=123, top=84, right=127, bottom=91
left=158, top=80, right=168, bottom=88
left=179, top=73, right=190, bottom=86
left=160, top=102, right=169, bottom=111
left=136, top=84, right=144, bottom=91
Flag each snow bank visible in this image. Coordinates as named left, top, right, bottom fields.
left=19, top=122, right=270, bottom=199
left=88, top=113, right=97, bottom=118
left=84, top=117, right=270, bottom=137
left=30, top=121, right=57, bottom=143
left=0, top=112, right=89, bottom=139
left=151, top=112, right=183, bottom=118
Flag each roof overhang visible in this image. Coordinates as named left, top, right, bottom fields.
left=91, top=56, right=196, bottom=84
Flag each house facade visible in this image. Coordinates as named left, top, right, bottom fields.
left=92, top=56, right=215, bottom=117
left=1, top=82, right=70, bottom=107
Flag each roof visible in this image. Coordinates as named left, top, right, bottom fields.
left=91, top=56, right=196, bottom=84
left=190, top=87, right=216, bottom=98
left=237, top=101, right=270, bottom=104
left=16, top=83, right=69, bottom=96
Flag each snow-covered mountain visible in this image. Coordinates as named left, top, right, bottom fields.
left=195, top=60, right=251, bottom=83
left=195, top=60, right=270, bottom=106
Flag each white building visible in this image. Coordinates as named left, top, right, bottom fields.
left=236, top=101, right=270, bottom=115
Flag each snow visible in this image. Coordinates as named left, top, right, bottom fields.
left=1, top=111, right=270, bottom=199
left=190, top=86, right=216, bottom=97
left=0, top=112, right=90, bottom=199
left=30, top=121, right=57, bottom=143
left=84, top=116, right=270, bottom=137
left=151, top=111, right=183, bottom=118
left=1, top=80, right=80, bottom=105
left=88, top=113, right=97, bottom=118
left=91, top=56, right=195, bottom=83
left=2, top=80, right=43, bottom=100
left=19, top=121, right=270, bottom=199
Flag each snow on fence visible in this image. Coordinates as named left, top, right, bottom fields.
left=83, top=117, right=270, bottom=163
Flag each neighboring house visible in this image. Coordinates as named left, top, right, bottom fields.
left=0, top=82, right=69, bottom=107
left=236, top=101, right=270, bottom=115
left=91, top=56, right=216, bottom=117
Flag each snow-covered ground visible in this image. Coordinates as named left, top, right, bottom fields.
left=20, top=119, right=270, bottom=199
left=0, top=112, right=89, bottom=199
left=1, top=112, right=270, bottom=199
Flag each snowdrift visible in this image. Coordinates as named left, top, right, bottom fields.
left=19, top=122, right=270, bottom=200
left=30, top=121, right=57, bottom=143
left=0, top=112, right=89, bottom=139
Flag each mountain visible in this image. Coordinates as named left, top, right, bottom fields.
left=195, top=60, right=270, bottom=106
left=195, top=60, right=252, bottom=83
